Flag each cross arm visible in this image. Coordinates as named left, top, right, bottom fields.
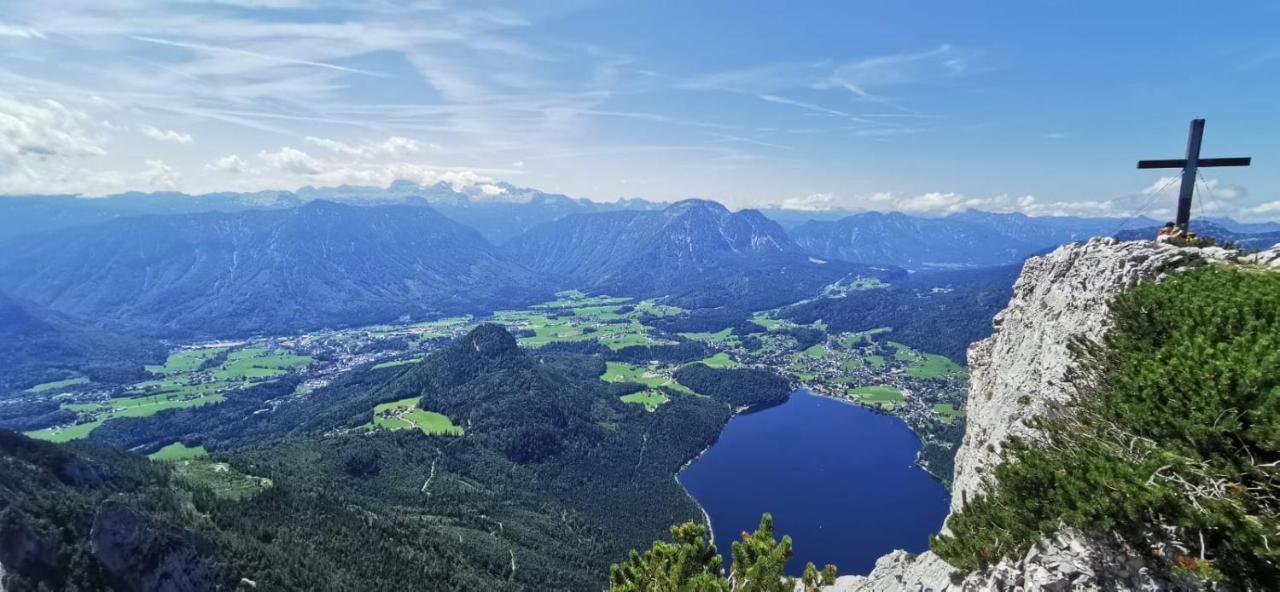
left=1198, top=157, right=1251, bottom=167
left=1136, top=159, right=1186, bottom=169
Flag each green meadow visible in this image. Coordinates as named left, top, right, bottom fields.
left=149, top=442, right=208, bottom=461
left=803, top=344, right=828, bottom=358
left=620, top=390, right=669, bottom=411
left=372, top=357, right=421, bottom=370
left=600, top=362, right=695, bottom=396
left=750, top=312, right=784, bottom=330
left=850, top=385, right=905, bottom=410
left=698, top=352, right=740, bottom=369
left=933, top=403, right=962, bottom=423
left=369, top=397, right=463, bottom=436
left=25, top=377, right=90, bottom=393
left=146, top=347, right=229, bottom=375
left=213, top=348, right=311, bottom=380
left=891, top=342, right=962, bottom=379
left=679, top=327, right=734, bottom=344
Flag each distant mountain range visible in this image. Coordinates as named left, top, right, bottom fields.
left=0, top=201, right=550, bottom=337
left=0, top=182, right=1276, bottom=341
left=788, top=210, right=1164, bottom=270
left=504, top=199, right=901, bottom=310
left=0, top=181, right=662, bottom=245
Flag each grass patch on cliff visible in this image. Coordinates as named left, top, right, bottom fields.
left=932, top=267, right=1280, bottom=588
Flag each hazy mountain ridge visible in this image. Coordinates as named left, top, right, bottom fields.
left=0, top=181, right=665, bottom=245
left=0, top=201, right=550, bottom=337
left=503, top=199, right=894, bottom=309
left=789, top=209, right=1165, bottom=269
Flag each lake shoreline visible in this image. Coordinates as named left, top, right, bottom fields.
left=677, top=390, right=951, bottom=576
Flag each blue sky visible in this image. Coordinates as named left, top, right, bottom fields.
left=1, top=1, right=1277, bottom=219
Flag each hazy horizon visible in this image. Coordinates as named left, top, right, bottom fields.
left=2, top=1, right=1277, bottom=220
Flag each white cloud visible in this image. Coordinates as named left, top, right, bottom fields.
left=817, top=44, right=979, bottom=99
left=206, top=154, right=251, bottom=174
left=837, top=191, right=1125, bottom=217
left=780, top=192, right=837, bottom=211
left=0, top=23, right=44, bottom=39
left=1250, top=201, right=1280, bottom=215
left=304, top=136, right=437, bottom=159
left=0, top=94, right=109, bottom=193
left=140, top=125, right=193, bottom=144
left=141, top=159, right=178, bottom=188
left=1142, top=175, right=1246, bottom=201
left=258, top=146, right=322, bottom=175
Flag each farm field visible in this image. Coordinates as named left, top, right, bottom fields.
left=849, top=385, right=905, bottom=410
left=750, top=312, right=784, bottom=330
left=679, top=327, right=734, bottom=344
left=600, top=362, right=695, bottom=396
left=933, top=403, right=962, bottom=423
left=372, top=357, right=421, bottom=370
left=698, top=352, right=740, bottom=369
left=369, top=397, right=463, bottom=436
left=146, top=347, right=229, bottom=375
left=26, top=344, right=311, bottom=443
left=214, top=348, right=311, bottom=380
left=620, top=390, right=669, bottom=411
left=24, top=377, right=90, bottom=393
left=802, top=344, right=828, bottom=358
left=891, top=343, right=963, bottom=379
left=149, top=441, right=208, bottom=461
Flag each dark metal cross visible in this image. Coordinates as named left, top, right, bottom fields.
left=1137, top=118, right=1250, bottom=230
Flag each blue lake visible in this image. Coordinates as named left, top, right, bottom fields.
left=678, top=390, right=950, bottom=576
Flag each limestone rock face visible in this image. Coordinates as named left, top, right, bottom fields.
left=832, top=238, right=1252, bottom=592
left=1244, top=244, right=1280, bottom=268
left=951, top=238, right=1203, bottom=511
left=825, top=530, right=1186, bottom=592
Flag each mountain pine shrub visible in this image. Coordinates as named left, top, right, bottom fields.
left=933, top=267, right=1280, bottom=587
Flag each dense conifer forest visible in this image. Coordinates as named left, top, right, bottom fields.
left=0, top=325, right=795, bottom=590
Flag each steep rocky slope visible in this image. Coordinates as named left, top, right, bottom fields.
left=829, top=238, right=1280, bottom=591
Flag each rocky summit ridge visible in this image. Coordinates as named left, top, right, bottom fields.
left=826, top=238, right=1280, bottom=592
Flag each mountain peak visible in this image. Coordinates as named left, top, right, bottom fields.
left=664, top=198, right=730, bottom=217
left=456, top=323, right=522, bottom=359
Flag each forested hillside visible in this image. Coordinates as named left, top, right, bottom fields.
left=778, top=265, right=1020, bottom=363
left=0, top=292, right=161, bottom=392
left=0, top=201, right=550, bottom=337
left=0, top=325, right=794, bottom=590
left=505, top=199, right=901, bottom=311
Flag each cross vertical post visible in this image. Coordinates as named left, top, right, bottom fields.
left=1175, top=119, right=1204, bottom=229
left=1137, top=119, right=1251, bottom=232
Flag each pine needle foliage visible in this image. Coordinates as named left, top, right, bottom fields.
left=610, top=514, right=837, bottom=591
left=932, top=267, right=1280, bottom=588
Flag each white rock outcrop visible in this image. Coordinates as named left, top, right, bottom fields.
left=951, top=238, right=1206, bottom=510
left=830, top=239, right=1280, bottom=591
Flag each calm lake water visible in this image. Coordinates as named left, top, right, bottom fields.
left=678, top=390, right=950, bottom=576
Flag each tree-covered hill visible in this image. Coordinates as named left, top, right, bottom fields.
left=0, top=292, right=162, bottom=393
left=2, top=325, right=795, bottom=590
left=778, top=265, right=1020, bottom=363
